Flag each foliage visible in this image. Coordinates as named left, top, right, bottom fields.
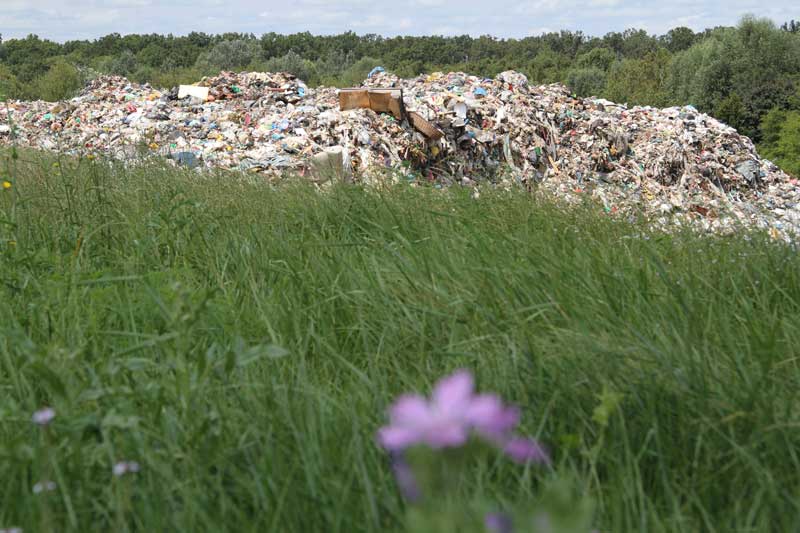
left=108, top=49, right=138, bottom=77
left=261, top=50, right=318, bottom=84
left=134, top=66, right=205, bottom=89
left=32, top=59, right=83, bottom=101
left=566, top=67, right=607, bottom=97
left=760, top=108, right=800, bottom=176
left=528, top=46, right=569, bottom=84
left=782, top=20, right=800, bottom=33
left=339, top=56, right=384, bottom=87
left=667, top=17, right=800, bottom=138
left=715, top=92, right=747, bottom=129
left=575, top=47, right=616, bottom=71
left=661, top=26, right=698, bottom=53
left=0, top=64, right=21, bottom=99
left=195, top=39, right=262, bottom=73
left=605, top=49, right=672, bottom=106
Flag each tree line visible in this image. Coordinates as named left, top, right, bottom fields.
left=0, top=16, right=798, bottom=175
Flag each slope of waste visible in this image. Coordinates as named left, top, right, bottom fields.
left=1, top=69, right=798, bottom=240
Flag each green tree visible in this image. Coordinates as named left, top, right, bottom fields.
left=314, top=49, right=359, bottom=85
left=0, top=64, right=22, bottom=99
left=760, top=108, right=800, bottom=176
left=715, top=93, right=746, bottom=131
left=760, top=108, right=787, bottom=147
left=339, top=57, right=383, bottom=86
left=782, top=20, right=800, bottom=33
left=667, top=31, right=732, bottom=111
left=108, top=49, right=137, bottom=76
left=529, top=46, right=569, bottom=83
left=668, top=16, right=800, bottom=139
left=576, top=47, right=616, bottom=71
left=566, top=67, right=607, bottom=97
left=605, top=49, right=672, bottom=106
left=262, top=51, right=318, bottom=84
left=34, top=60, right=83, bottom=101
left=137, top=43, right=169, bottom=68
left=195, top=39, right=261, bottom=72
left=662, top=27, right=697, bottom=53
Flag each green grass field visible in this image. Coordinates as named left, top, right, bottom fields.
left=1, top=150, right=799, bottom=532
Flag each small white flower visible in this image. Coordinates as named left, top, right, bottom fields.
left=113, top=461, right=141, bottom=477
left=32, top=407, right=56, bottom=426
left=32, top=481, right=56, bottom=494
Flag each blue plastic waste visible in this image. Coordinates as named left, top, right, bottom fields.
left=368, top=66, right=386, bottom=79
left=170, top=152, right=198, bottom=168
left=474, top=87, right=488, bottom=97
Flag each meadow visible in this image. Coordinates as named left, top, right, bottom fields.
left=1, top=150, right=799, bottom=532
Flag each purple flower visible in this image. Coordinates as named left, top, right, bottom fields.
left=485, top=512, right=514, bottom=533
left=378, top=370, right=475, bottom=451
left=390, top=454, right=421, bottom=502
left=378, top=369, right=550, bottom=465
left=113, top=461, right=141, bottom=477
left=0, top=528, right=23, bottom=533
left=32, top=407, right=55, bottom=426
left=504, top=437, right=550, bottom=465
left=467, top=394, right=520, bottom=440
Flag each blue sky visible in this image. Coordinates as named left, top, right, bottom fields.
left=1, top=0, right=796, bottom=42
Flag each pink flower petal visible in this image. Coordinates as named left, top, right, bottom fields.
left=389, top=394, right=430, bottom=425
left=377, top=426, right=421, bottom=451
left=467, top=395, right=520, bottom=438
left=432, top=370, right=474, bottom=416
left=425, top=421, right=469, bottom=448
left=504, top=437, right=550, bottom=465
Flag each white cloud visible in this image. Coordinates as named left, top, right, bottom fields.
left=0, top=0, right=795, bottom=41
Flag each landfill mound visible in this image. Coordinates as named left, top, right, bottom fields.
left=1, top=69, right=799, bottom=239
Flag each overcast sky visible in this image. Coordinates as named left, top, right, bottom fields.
left=0, top=0, right=796, bottom=42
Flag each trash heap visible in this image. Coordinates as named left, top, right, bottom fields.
left=1, top=69, right=799, bottom=239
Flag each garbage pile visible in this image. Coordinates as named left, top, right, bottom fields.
left=1, top=69, right=799, bottom=240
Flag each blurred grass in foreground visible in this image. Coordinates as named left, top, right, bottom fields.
left=1, top=149, right=799, bottom=532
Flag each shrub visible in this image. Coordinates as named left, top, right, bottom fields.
left=566, top=67, right=607, bottom=97
left=33, top=60, right=82, bottom=101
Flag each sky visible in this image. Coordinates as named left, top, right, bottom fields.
left=0, top=0, right=796, bottom=42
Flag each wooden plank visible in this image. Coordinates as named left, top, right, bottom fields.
left=338, top=89, right=371, bottom=111
left=368, top=92, right=403, bottom=119
left=407, top=111, right=444, bottom=140
left=339, top=88, right=403, bottom=119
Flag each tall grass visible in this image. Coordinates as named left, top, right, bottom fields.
left=1, top=150, right=799, bottom=532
